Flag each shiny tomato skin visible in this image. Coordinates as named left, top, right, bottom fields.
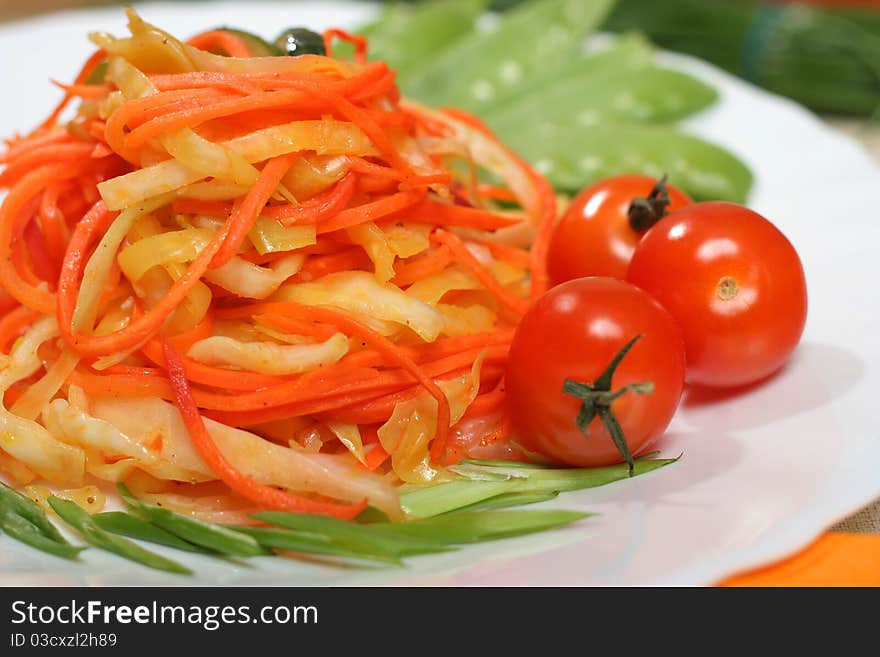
left=505, top=277, right=686, bottom=467
left=627, top=202, right=807, bottom=387
left=546, top=174, right=692, bottom=284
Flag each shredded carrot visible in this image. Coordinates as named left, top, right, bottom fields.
left=209, top=153, right=297, bottom=268
left=0, top=306, right=40, bottom=353
left=469, top=238, right=532, bottom=269
left=39, top=49, right=106, bottom=130
left=317, top=188, right=425, bottom=234
left=391, top=245, right=452, bottom=287
left=433, top=229, right=530, bottom=316
left=323, top=29, right=368, bottom=63
left=187, top=30, right=254, bottom=58
left=162, top=341, right=366, bottom=519
left=0, top=19, right=562, bottom=518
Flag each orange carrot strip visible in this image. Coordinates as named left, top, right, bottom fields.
left=469, top=237, right=532, bottom=269
left=476, top=184, right=519, bottom=203
left=1, top=131, right=68, bottom=164
left=209, top=153, right=297, bottom=268
left=0, top=143, right=96, bottom=187
left=124, top=68, right=390, bottom=152
left=140, top=339, right=289, bottom=392
left=0, top=306, right=40, bottom=353
left=187, top=30, right=254, bottom=57
left=38, top=182, right=70, bottom=266
left=339, top=329, right=513, bottom=369
left=212, top=302, right=451, bottom=456
left=525, top=163, right=557, bottom=301
left=9, top=203, right=42, bottom=288
left=391, top=245, right=452, bottom=287
left=361, top=444, right=390, bottom=471
left=39, top=49, right=106, bottom=130
left=442, top=108, right=557, bottom=300
left=58, top=201, right=232, bottom=357
left=22, top=219, right=57, bottom=285
left=0, top=259, right=55, bottom=315
left=50, top=80, right=110, bottom=99
left=264, top=171, right=357, bottom=225
left=323, top=28, right=368, bottom=62
left=432, top=229, right=530, bottom=316
left=162, top=341, right=367, bottom=519
left=461, top=386, right=507, bottom=421
left=317, top=189, right=425, bottom=234
left=0, top=165, right=65, bottom=314
left=328, top=365, right=507, bottom=426
left=0, top=289, right=19, bottom=316
left=288, top=248, right=372, bottom=285
left=402, top=199, right=520, bottom=231
left=251, top=314, right=338, bottom=341
left=348, top=157, right=451, bottom=187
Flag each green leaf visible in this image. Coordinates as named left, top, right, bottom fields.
left=445, top=490, right=560, bottom=513
left=354, top=506, right=391, bottom=524
left=252, top=512, right=452, bottom=558
left=92, top=512, right=209, bottom=553
left=0, top=508, right=85, bottom=560
left=233, top=526, right=404, bottom=565
left=403, top=457, right=677, bottom=517
left=368, top=509, right=590, bottom=544
left=48, top=497, right=191, bottom=574
left=403, top=0, right=616, bottom=109
left=0, top=481, right=69, bottom=544
left=498, top=121, right=753, bottom=202
left=117, top=484, right=263, bottom=557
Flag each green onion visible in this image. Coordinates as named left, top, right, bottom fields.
left=447, top=490, right=560, bottom=513
left=117, top=484, right=263, bottom=557
left=401, top=456, right=677, bottom=517
left=252, top=512, right=453, bottom=558
left=0, top=509, right=85, bottom=560
left=233, top=526, right=405, bottom=565
left=48, top=497, right=190, bottom=574
left=0, top=482, right=69, bottom=544
left=368, top=509, right=591, bottom=544
left=92, top=512, right=209, bottom=553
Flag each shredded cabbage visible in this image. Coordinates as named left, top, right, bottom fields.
left=89, top=396, right=401, bottom=518
left=272, top=270, right=444, bottom=342
left=187, top=332, right=349, bottom=375
left=248, top=217, right=316, bottom=255
left=378, top=353, right=485, bottom=483
left=347, top=221, right=395, bottom=283
left=98, top=120, right=376, bottom=211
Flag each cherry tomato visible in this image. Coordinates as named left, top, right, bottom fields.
left=546, top=174, right=692, bottom=284
left=627, top=202, right=807, bottom=387
left=505, top=277, right=686, bottom=468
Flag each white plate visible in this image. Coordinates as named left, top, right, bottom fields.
left=0, top=1, right=878, bottom=587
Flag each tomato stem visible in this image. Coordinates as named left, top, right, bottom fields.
left=562, top=335, right=654, bottom=475
left=628, top=175, right=671, bottom=233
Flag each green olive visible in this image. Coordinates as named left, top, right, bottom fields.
left=274, top=28, right=326, bottom=57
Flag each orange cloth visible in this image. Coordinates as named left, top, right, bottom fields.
left=720, top=532, right=880, bottom=586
